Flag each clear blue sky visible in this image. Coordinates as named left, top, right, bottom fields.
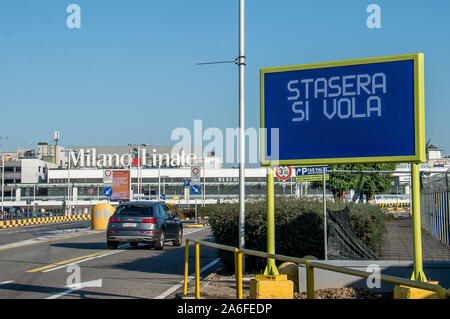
left=0, top=0, right=449, bottom=159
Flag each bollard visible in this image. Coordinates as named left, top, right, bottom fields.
left=195, top=242, right=200, bottom=299
left=184, top=240, right=190, bottom=296
left=91, top=203, right=116, bottom=230
left=306, top=260, right=315, bottom=299
left=234, top=248, right=243, bottom=299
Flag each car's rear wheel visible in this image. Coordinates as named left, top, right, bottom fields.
left=154, top=230, right=165, bottom=250
left=107, top=240, right=118, bottom=250
left=172, top=227, right=182, bottom=246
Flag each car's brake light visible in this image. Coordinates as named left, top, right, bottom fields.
left=110, top=218, right=120, bottom=223
left=141, top=218, right=157, bottom=224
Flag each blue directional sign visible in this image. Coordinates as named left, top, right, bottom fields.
left=191, top=185, right=201, bottom=195
left=260, top=53, right=426, bottom=166
left=184, top=179, right=191, bottom=187
left=160, top=194, right=166, bottom=201
left=103, top=187, right=113, bottom=197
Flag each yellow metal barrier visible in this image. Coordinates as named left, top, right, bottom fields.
left=184, top=238, right=450, bottom=299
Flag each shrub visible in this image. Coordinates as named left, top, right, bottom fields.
left=208, top=198, right=386, bottom=272
left=346, top=203, right=387, bottom=254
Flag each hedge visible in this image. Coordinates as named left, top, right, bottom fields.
left=207, top=198, right=386, bottom=272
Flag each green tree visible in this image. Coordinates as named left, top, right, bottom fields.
left=312, top=163, right=396, bottom=202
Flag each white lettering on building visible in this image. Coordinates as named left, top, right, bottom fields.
left=68, top=148, right=197, bottom=168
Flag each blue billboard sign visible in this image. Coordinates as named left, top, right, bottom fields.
left=260, top=54, right=425, bottom=166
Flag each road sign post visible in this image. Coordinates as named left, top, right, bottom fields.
left=264, top=167, right=279, bottom=275
left=191, top=185, right=201, bottom=224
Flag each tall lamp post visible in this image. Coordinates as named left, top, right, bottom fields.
left=65, top=148, right=75, bottom=216
left=129, top=144, right=148, bottom=201
left=197, top=0, right=246, bottom=270
left=237, top=0, right=246, bottom=271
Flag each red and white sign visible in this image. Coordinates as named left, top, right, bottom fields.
left=191, top=166, right=200, bottom=182
left=103, top=169, right=113, bottom=185
left=275, top=166, right=292, bottom=180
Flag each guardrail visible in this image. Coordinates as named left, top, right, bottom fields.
left=183, top=238, right=450, bottom=299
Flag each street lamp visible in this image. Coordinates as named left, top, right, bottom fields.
left=0, top=136, right=8, bottom=217
left=197, top=1, right=247, bottom=270
left=128, top=144, right=148, bottom=201
left=65, top=148, right=76, bottom=216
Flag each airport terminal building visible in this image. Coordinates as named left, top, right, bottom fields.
left=1, top=142, right=449, bottom=215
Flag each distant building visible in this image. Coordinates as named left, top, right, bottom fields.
left=426, top=144, right=450, bottom=167
left=0, top=158, right=57, bottom=198
left=38, top=142, right=66, bottom=167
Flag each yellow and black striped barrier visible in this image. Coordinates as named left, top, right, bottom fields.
left=377, top=203, right=411, bottom=208
left=0, top=215, right=91, bottom=229
left=183, top=216, right=210, bottom=228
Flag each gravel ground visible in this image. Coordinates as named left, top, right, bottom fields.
left=173, top=269, right=393, bottom=299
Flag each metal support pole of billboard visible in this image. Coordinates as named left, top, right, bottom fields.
left=237, top=0, right=246, bottom=274
left=323, top=168, right=328, bottom=261
left=264, top=167, right=279, bottom=275
left=410, top=162, right=427, bottom=282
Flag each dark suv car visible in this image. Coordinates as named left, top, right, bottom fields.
left=106, top=201, right=182, bottom=250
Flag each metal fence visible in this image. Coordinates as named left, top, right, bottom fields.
left=421, top=173, right=450, bottom=246
left=184, top=238, right=450, bottom=299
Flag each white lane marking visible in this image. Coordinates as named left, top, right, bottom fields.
left=0, top=230, right=102, bottom=251
left=44, top=227, right=211, bottom=299
left=183, top=226, right=210, bottom=236
left=42, top=244, right=129, bottom=273
left=154, top=258, right=220, bottom=299
left=46, top=279, right=103, bottom=299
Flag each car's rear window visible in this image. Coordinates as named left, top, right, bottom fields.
left=114, top=205, right=153, bottom=216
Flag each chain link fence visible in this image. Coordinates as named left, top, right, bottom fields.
left=421, top=172, right=450, bottom=246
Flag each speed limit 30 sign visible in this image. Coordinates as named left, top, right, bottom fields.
left=275, top=166, right=292, bottom=180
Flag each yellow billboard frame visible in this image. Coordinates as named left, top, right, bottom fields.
left=260, top=53, right=426, bottom=166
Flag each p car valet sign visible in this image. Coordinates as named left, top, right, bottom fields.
left=260, top=54, right=425, bottom=166
left=295, top=166, right=329, bottom=182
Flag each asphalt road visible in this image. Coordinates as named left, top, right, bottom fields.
left=0, top=221, right=218, bottom=299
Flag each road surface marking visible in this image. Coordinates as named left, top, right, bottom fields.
left=154, top=258, right=220, bottom=299
left=46, top=279, right=103, bottom=299
left=26, top=245, right=128, bottom=273
left=183, top=227, right=210, bottom=235
left=26, top=227, right=209, bottom=273
left=0, top=230, right=102, bottom=252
